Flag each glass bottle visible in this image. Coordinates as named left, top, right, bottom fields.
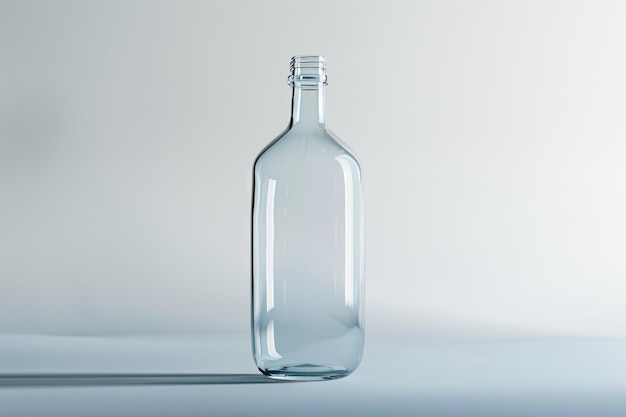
left=252, top=56, right=364, bottom=380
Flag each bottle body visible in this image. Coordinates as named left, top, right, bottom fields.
left=252, top=56, right=364, bottom=380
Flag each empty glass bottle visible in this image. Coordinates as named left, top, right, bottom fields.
left=252, top=56, right=364, bottom=380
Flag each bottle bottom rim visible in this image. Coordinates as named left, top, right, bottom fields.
left=260, top=364, right=352, bottom=381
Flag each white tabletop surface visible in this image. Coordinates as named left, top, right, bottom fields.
left=1, top=333, right=625, bottom=417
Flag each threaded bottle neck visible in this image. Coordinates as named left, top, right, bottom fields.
left=288, top=55, right=327, bottom=89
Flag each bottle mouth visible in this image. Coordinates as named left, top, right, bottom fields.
left=288, top=55, right=327, bottom=87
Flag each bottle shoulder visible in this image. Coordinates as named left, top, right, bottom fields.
left=324, top=128, right=361, bottom=167
left=254, top=125, right=360, bottom=171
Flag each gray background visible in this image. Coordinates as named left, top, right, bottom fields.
left=2, top=1, right=626, bottom=416
left=2, top=0, right=625, bottom=338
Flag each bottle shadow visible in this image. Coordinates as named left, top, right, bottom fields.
left=0, top=373, right=291, bottom=388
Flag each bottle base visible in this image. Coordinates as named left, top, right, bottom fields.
left=260, top=364, right=352, bottom=381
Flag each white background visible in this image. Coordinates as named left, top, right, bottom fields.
left=1, top=0, right=625, bottom=339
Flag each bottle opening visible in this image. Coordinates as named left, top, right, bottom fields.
left=288, top=55, right=327, bottom=88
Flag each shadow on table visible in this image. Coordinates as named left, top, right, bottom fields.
left=0, top=373, right=290, bottom=388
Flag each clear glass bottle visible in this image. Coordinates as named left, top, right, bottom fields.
left=252, top=56, right=364, bottom=380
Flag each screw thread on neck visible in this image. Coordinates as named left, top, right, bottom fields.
left=288, top=55, right=327, bottom=89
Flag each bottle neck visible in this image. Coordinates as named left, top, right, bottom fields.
left=290, top=85, right=326, bottom=127
left=288, top=55, right=327, bottom=128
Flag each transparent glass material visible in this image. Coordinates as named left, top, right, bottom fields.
left=252, top=56, right=364, bottom=380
